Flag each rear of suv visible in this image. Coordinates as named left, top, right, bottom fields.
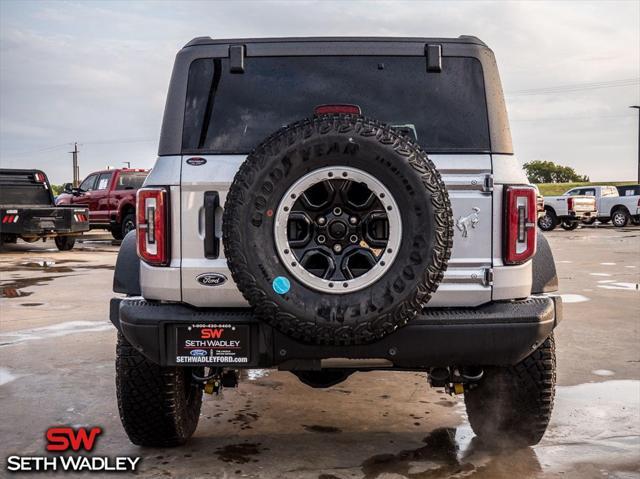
left=110, top=37, right=561, bottom=448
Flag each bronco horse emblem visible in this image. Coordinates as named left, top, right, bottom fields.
left=456, top=207, right=480, bottom=238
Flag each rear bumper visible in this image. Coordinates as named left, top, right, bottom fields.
left=564, top=210, right=596, bottom=220
left=0, top=206, right=89, bottom=237
left=110, top=295, right=562, bottom=369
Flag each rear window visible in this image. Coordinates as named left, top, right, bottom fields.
left=115, top=172, right=148, bottom=190
left=182, top=56, right=490, bottom=154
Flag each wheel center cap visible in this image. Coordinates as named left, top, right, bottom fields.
left=328, top=219, right=348, bottom=239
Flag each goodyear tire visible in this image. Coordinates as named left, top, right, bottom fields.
left=115, top=332, right=202, bottom=446
left=223, top=115, right=453, bottom=345
left=464, top=334, right=556, bottom=447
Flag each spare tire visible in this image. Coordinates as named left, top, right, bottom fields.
left=223, top=115, right=453, bottom=345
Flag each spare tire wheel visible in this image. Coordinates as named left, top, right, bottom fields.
left=223, top=115, right=453, bottom=345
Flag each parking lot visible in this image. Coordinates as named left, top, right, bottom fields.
left=1, top=226, right=639, bottom=478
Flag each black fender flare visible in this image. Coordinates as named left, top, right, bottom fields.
left=113, top=230, right=141, bottom=296
left=531, top=233, right=558, bottom=294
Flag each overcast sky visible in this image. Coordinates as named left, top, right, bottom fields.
left=0, top=0, right=638, bottom=184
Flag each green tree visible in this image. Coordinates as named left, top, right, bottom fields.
left=523, top=160, right=589, bottom=183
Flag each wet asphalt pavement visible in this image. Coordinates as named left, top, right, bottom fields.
left=0, top=227, right=639, bottom=478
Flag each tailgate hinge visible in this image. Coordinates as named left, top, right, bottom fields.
left=483, top=268, right=494, bottom=287
left=483, top=174, right=494, bottom=193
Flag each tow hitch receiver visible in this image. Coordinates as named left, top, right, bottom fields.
left=428, top=366, right=484, bottom=395
left=193, top=368, right=239, bottom=395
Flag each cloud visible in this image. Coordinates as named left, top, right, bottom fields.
left=0, top=0, right=638, bottom=183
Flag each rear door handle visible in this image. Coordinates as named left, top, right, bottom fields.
left=204, top=191, right=220, bottom=259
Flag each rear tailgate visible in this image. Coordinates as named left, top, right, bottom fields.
left=571, top=196, right=597, bottom=214
left=180, top=154, right=494, bottom=308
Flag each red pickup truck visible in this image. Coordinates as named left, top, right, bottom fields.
left=56, top=168, right=149, bottom=240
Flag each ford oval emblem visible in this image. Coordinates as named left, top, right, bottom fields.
left=186, top=157, right=207, bottom=166
left=197, top=273, right=227, bottom=286
left=190, top=349, right=208, bottom=357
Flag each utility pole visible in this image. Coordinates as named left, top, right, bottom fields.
left=70, top=142, right=80, bottom=187
left=631, top=106, right=640, bottom=183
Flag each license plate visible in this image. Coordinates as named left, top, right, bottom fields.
left=175, top=323, right=250, bottom=365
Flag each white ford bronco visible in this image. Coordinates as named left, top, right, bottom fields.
left=110, top=36, right=562, bottom=448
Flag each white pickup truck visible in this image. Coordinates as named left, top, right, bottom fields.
left=571, top=185, right=640, bottom=227
left=538, top=189, right=597, bottom=231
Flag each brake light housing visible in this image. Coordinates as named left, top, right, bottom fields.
left=137, top=188, right=169, bottom=266
left=504, top=186, right=537, bottom=265
left=567, top=196, right=574, bottom=212
left=314, top=104, right=362, bottom=116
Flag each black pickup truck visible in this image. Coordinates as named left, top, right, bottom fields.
left=0, top=169, right=89, bottom=250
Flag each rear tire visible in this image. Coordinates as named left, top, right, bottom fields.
left=560, top=220, right=579, bottom=231
left=115, top=332, right=203, bottom=447
left=112, top=213, right=136, bottom=240
left=54, top=236, right=76, bottom=251
left=464, top=334, right=556, bottom=447
left=537, top=210, right=557, bottom=231
left=611, top=209, right=630, bottom=228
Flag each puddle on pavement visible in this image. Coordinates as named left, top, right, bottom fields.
left=559, top=293, right=591, bottom=303
left=357, top=380, right=639, bottom=478
left=246, top=369, right=271, bottom=381
left=215, top=442, right=262, bottom=464
left=0, top=367, right=19, bottom=386
left=0, top=275, right=70, bottom=298
left=0, top=258, right=114, bottom=297
left=0, top=320, right=112, bottom=347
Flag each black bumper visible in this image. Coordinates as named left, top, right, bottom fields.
left=110, top=296, right=562, bottom=369
left=0, top=206, right=89, bottom=237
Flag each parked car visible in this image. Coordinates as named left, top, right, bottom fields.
left=56, top=168, right=149, bottom=239
left=110, top=36, right=562, bottom=448
left=538, top=189, right=597, bottom=231
left=568, top=185, right=640, bottom=227
left=0, top=168, right=89, bottom=250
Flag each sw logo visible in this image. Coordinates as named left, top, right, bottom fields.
left=201, top=328, right=224, bottom=339
left=46, top=426, right=102, bottom=452
left=5, top=426, right=140, bottom=473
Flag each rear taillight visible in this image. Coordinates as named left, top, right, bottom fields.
left=314, top=104, right=361, bottom=116
left=137, top=188, right=169, bottom=266
left=567, top=196, right=575, bottom=212
left=504, top=186, right=537, bottom=265
left=2, top=210, right=19, bottom=223
left=34, top=172, right=46, bottom=182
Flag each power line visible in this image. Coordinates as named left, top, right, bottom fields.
left=511, top=113, right=636, bottom=122
left=507, top=77, right=640, bottom=96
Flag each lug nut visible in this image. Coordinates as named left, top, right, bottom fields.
left=349, top=234, right=358, bottom=243
left=317, top=235, right=326, bottom=244
left=317, top=216, right=326, bottom=225
left=333, top=244, right=342, bottom=253
left=349, top=216, right=358, bottom=225
left=333, top=207, right=342, bottom=216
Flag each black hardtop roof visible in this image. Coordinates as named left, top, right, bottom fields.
left=184, top=35, right=487, bottom=49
